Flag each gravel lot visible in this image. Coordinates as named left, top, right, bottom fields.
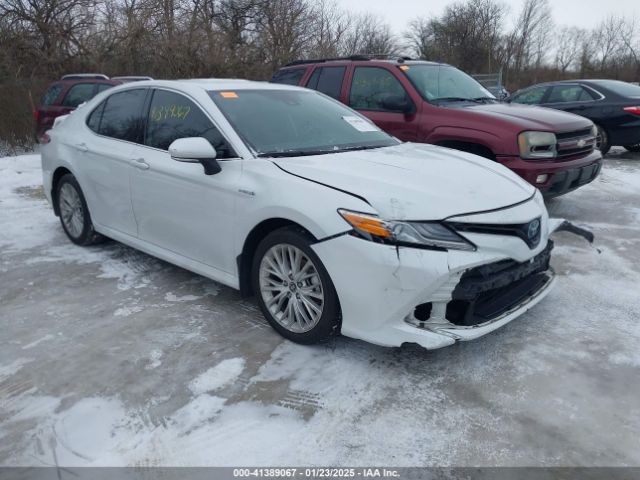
left=1, top=150, right=639, bottom=467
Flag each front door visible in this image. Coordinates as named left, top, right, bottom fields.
left=346, top=66, right=420, bottom=141
left=129, top=88, right=241, bottom=275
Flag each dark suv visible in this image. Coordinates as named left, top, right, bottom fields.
left=271, top=57, right=603, bottom=197
left=35, top=75, right=121, bottom=138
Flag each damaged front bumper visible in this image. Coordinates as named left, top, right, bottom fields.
left=311, top=217, right=590, bottom=350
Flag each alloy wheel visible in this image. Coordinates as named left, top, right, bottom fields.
left=259, top=244, right=325, bottom=333
left=59, top=183, right=85, bottom=239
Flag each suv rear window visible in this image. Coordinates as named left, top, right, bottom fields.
left=306, top=67, right=345, bottom=100
left=62, top=83, right=97, bottom=108
left=271, top=68, right=305, bottom=86
left=41, top=84, right=63, bottom=106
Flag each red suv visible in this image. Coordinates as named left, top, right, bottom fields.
left=35, top=74, right=121, bottom=138
left=272, top=57, right=603, bottom=197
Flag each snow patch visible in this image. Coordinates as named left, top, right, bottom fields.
left=114, top=305, right=144, bottom=317
left=189, top=358, right=245, bottom=395
left=165, top=292, right=202, bottom=302
left=0, top=358, right=32, bottom=380
left=145, top=349, right=163, bottom=370
left=21, top=334, right=55, bottom=350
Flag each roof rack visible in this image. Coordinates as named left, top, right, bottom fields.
left=284, top=54, right=413, bottom=67
left=112, top=76, right=154, bottom=82
left=61, top=73, right=109, bottom=80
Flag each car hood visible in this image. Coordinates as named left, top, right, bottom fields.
left=461, top=103, right=592, bottom=132
left=273, top=143, right=535, bottom=220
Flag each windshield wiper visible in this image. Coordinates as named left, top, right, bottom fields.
left=257, top=150, right=335, bottom=158
left=334, top=145, right=388, bottom=153
left=472, top=97, right=497, bottom=103
left=258, top=145, right=390, bottom=158
left=434, top=97, right=482, bottom=104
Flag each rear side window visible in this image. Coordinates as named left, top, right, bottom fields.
left=86, top=102, right=105, bottom=132
left=98, top=89, right=147, bottom=143
left=62, top=83, right=96, bottom=108
left=306, top=67, right=346, bottom=100
left=41, top=84, right=63, bottom=106
left=145, top=89, right=236, bottom=158
left=547, top=85, right=595, bottom=103
left=349, top=67, right=408, bottom=111
left=96, top=84, right=114, bottom=94
left=271, top=68, right=306, bottom=86
left=511, top=87, right=548, bottom=105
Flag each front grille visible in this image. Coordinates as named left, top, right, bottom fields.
left=556, top=128, right=596, bottom=158
left=449, top=217, right=542, bottom=250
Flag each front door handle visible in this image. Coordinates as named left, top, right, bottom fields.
left=74, top=143, right=88, bottom=152
left=131, top=158, right=150, bottom=170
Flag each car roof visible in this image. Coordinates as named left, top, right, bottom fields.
left=280, top=58, right=448, bottom=69
left=117, top=78, right=306, bottom=92
left=54, top=78, right=121, bottom=86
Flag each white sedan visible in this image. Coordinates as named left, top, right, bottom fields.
left=41, top=79, right=579, bottom=349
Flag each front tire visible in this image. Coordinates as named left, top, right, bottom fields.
left=595, top=125, right=611, bottom=156
left=252, top=227, right=340, bottom=344
left=56, top=174, right=105, bottom=246
left=623, top=144, right=640, bottom=153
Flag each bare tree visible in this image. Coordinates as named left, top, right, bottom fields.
left=554, top=27, right=586, bottom=76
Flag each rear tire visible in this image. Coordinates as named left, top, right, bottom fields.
left=55, top=174, right=105, bottom=246
left=623, top=144, right=640, bottom=153
left=595, top=125, right=611, bottom=156
left=252, top=227, right=340, bottom=344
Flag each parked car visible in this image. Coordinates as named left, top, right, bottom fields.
left=34, top=75, right=121, bottom=138
left=271, top=57, right=602, bottom=198
left=41, top=79, right=586, bottom=349
left=509, top=79, right=640, bottom=156
left=486, top=85, right=510, bottom=100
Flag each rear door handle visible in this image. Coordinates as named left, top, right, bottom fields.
left=131, top=158, right=150, bottom=170
left=74, top=143, right=88, bottom=152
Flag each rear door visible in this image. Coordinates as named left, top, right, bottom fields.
left=305, top=66, right=346, bottom=100
left=81, top=88, right=148, bottom=237
left=346, top=66, right=419, bottom=141
left=542, top=84, right=599, bottom=117
left=271, top=67, right=307, bottom=86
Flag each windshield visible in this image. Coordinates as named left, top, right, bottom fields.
left=209, top=89, right=399, bottom=157
left=401, top=65, right=495, bottom=103
left=593, top=80, right=640, bottom=98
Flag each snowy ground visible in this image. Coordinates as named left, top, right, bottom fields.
left=0, top=151, right=639, bottom=467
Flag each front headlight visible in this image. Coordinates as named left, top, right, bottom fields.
left=338, top=209, right=476, bottom=251
left=518, top=131, right=557, bottom=159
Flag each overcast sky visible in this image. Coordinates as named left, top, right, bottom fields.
left=336, top=0, right=639, bottom=35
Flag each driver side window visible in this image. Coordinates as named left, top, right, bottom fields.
left=349, top=67, right=409, bottom=112
left=145, top=89, right=236, bottom=159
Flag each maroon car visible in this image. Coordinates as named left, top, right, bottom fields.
left=271, top=57, right=603, bottom=197
left=34, top=75, right=121, bottom=138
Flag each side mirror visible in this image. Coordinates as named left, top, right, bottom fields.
left=380, top=94, right=414, bottom=114
left=168, top=137, right=221, bottom=175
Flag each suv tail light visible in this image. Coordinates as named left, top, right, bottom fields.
left=33, top=109, right=39, bottom=121
left=623, top=106, right=640, bottom=116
